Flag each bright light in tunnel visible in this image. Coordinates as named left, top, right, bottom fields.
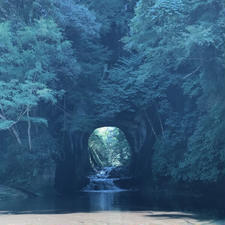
left=96, top=126, right=115, bottom=134
left=95, top=127, right=115, bottom=141
left=88, top=127, right=131, bottom=169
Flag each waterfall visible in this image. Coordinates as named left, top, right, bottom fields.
left=83, top=167, right=125, bottom=192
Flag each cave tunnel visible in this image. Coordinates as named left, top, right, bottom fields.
left=54, top=109, right=157, bottom=194
left=88, top=126, right=132, bottom=171
left=55, top=126, right=136, bottom=194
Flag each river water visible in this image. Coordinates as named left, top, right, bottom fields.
left=0, top=167, right=224, bottom=225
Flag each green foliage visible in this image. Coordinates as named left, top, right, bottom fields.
left=85, top=0, right=132, bottom=33
left=0, top=19, right=79, bottom=83
left=55, top=0, right=101, bottom=38
left=177, top=103, right=225, bottom=182
left=0, top=17, right=78, bottom=144
left=0, top=120, right=14, bottom=130
left=0, top=0, right=224, bottom=188
left=124, top=0, right=225, bottom=183
left=21, top=117, right=48, bottom=127
left=88, top=127, right=131, bottom=168
left=0, top=79, right=57, bottom=131
left=0, top=131, right=58, bottom=187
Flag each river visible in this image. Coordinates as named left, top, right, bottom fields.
left=0, top=167, right=224, bottom=225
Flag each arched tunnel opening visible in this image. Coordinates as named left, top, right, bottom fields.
left=54, top=108, right=159, bottom=194
left=85, top=127, right=133, bottom=191
left=54, top=126, right=136, bottom=194
left=88, top=126, right=131, bottom=170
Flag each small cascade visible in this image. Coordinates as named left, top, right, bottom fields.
left=83, top=167, right=125, bottom=192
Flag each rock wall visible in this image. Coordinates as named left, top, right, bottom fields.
left=55, top=131, right=90, bottom=193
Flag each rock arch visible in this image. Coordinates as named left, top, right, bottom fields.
left=54, top=106, right=161, bottom=194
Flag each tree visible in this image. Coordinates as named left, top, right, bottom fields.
left=88, top=127, right=131, bottom=168
left=0, top=80, right=58, bottom=150
left=0, top=19, right=78, bottom=150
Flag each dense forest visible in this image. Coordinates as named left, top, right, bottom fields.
left=0, top=0, right=224, bottom=197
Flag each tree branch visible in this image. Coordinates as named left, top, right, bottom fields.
left=27, top=106, right=32, bottom=151
left=183, top=66, right=201, bottom=79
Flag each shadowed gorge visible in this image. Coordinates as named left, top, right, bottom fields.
left=0, top=0, right=225, bottom=224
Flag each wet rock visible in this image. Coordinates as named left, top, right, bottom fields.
left=108, top=166, right=130, bottom=178
left=114, top=177, right=136, bottom=189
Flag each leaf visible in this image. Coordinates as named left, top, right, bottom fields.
left=22, top=117, right=48, bottom=127
left=0, top=119, right=15, bottom=130
left=37, top=88, right=57, bottom=104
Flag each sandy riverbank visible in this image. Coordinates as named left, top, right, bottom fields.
left=0, top=210, right=224, bottom=225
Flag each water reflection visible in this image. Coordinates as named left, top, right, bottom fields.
left=89, top=192, right=117, bottom=211
left=0, top=191, right=224, bottom=220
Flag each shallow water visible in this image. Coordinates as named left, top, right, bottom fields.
left=0, top=191, right=224, bottom=225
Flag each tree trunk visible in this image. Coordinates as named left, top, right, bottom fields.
left=27, top=107, right=32, bottom=151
